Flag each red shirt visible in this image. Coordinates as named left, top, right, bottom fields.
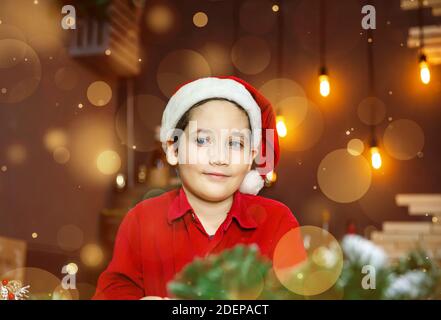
left=93, top=186, right=300, bottom=299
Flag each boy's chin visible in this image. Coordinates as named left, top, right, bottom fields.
left=193, top=183, right=237, bottom=202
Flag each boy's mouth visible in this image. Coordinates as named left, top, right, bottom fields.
left=202, top=171, right=231, bottom=179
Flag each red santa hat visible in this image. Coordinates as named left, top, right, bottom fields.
left=160, top=76, right=280, bottom=195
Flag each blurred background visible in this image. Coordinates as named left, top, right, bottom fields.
left=0, top=0, right=440, bottom=299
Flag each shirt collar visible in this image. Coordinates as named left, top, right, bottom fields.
left=167, top=187, right=257, bottom=229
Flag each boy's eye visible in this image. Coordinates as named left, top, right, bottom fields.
left=229, top=139, right=244, bottom=149
left=196, top=136, right=210, bottom=145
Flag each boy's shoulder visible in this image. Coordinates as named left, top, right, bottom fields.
left=239, top=192, right=295, bottom=219
left=240, top=193, right=299, bottom=228
left=127, top=188, right=179, bottom=219
left=138, top=188, right=179, bottom=206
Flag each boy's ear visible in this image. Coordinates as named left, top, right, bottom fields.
left=248, top=148, right=259, bottom=170
left=165, top=140, right=178, bottom=166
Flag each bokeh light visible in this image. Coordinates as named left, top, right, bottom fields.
left=145, top=5, right=175, bottom=34
left=280, top=99, right=324, bottom=151
left=225, top=262, right=265, bottom=300
left=6, top=143, right=27, bottom=165
left=259, top=78, right=306, bottom=105
left=157, top=49, right=211, bottom=97
left=53, top=147, right=70, bottom=164
left=193, top=12, right=208, bottom=27
left=0, top=23, right=26, bottom=42
left=258, top=79, right=322, bottom=151
left=87, top=81, right=112, bottom=107
left=52, top=284, right=78, bottom=300
left=273, top=226, right=343, bottom=296
left=80, top=243, right=104, bottom=268
left=200, top=42, right=234, bottom=76
left=66, top=262, right=78, bottom=275
left=69, top=114, right=120, bottom=184
left=231, top=36, right=271, bottom=75
left=43, top=129, right=67, bottom=152
left=96, top=150, right=121, bottom=175
left=0, top=39, right=41, bottom=103
left=57, top=224, right=84, bottom=252
left=278, top=97, right=309, bottom=129
left=318, top=149, right=372, bottom=203
left=383, top=119, right=425, bottom=160
left=347, top=138, right=365, bottom=156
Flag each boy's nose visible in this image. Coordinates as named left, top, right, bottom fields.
left=208, top=143, right=229, bottom=165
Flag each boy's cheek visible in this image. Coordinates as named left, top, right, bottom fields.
left=178, top=147, right=212, bottom=165
left=230, top=149, right=253, bottom=165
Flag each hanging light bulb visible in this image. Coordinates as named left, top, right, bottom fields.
left=416, top=0, right=430, bottom=85
left=370, top=146, right=382, bottom=170
left=419, top=54, right=431, bottom=85
left=265, top=170, right=277, bottom=187
left=276, top=115, right=287, bottom=138
left=115, top=173, right=126, bottom=190
left=265, top=170, right=277, bottom=183
left=319, top=67, right=330, bottom=97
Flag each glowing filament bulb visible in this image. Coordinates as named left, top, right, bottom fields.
left=276, top=115, right=287, bottom=138
left=370, top=147, right=382, bottom=170
left=419, top=59, right=431, bottom=85
left=116, top=173, right=126, bottom=189
left=319, top=74, right=330, bottom=97
left=266, top=170, right=277, bottom=183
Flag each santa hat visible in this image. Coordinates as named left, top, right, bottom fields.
left=160, top=76, right=280, bottom=195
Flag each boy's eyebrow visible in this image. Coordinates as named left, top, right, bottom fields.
left=196, top=128, right=250, bottom=139
left=195, top=128, right=212, bottom=134
left=196, top=128, right=245, bottom=134
left=230, top=131, right=246, bottom=138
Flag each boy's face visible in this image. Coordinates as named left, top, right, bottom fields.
left=167, top=100, right=258, bottom=202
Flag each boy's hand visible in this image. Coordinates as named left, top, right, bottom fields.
left=140, top=296, right=172, bottom=300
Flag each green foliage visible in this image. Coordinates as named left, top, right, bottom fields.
left=168, top=237, right=441, bottom=300
left=337, top=236, right=441, bottom=300
left=168, top=244, right=300, bottom=300
left=336, top=258, right=391, bottom=300
left=388, top=247, right=441, bottom=300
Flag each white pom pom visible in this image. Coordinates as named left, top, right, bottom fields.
left=239, top=169, right=264, bottom=195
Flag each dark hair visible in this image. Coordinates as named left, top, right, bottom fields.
left=173, top=97, right=251, bottom=144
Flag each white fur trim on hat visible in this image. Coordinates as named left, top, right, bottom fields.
left=160, top=77, right=262, bottom=151
left=239, top=169, right=265, bottom=195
